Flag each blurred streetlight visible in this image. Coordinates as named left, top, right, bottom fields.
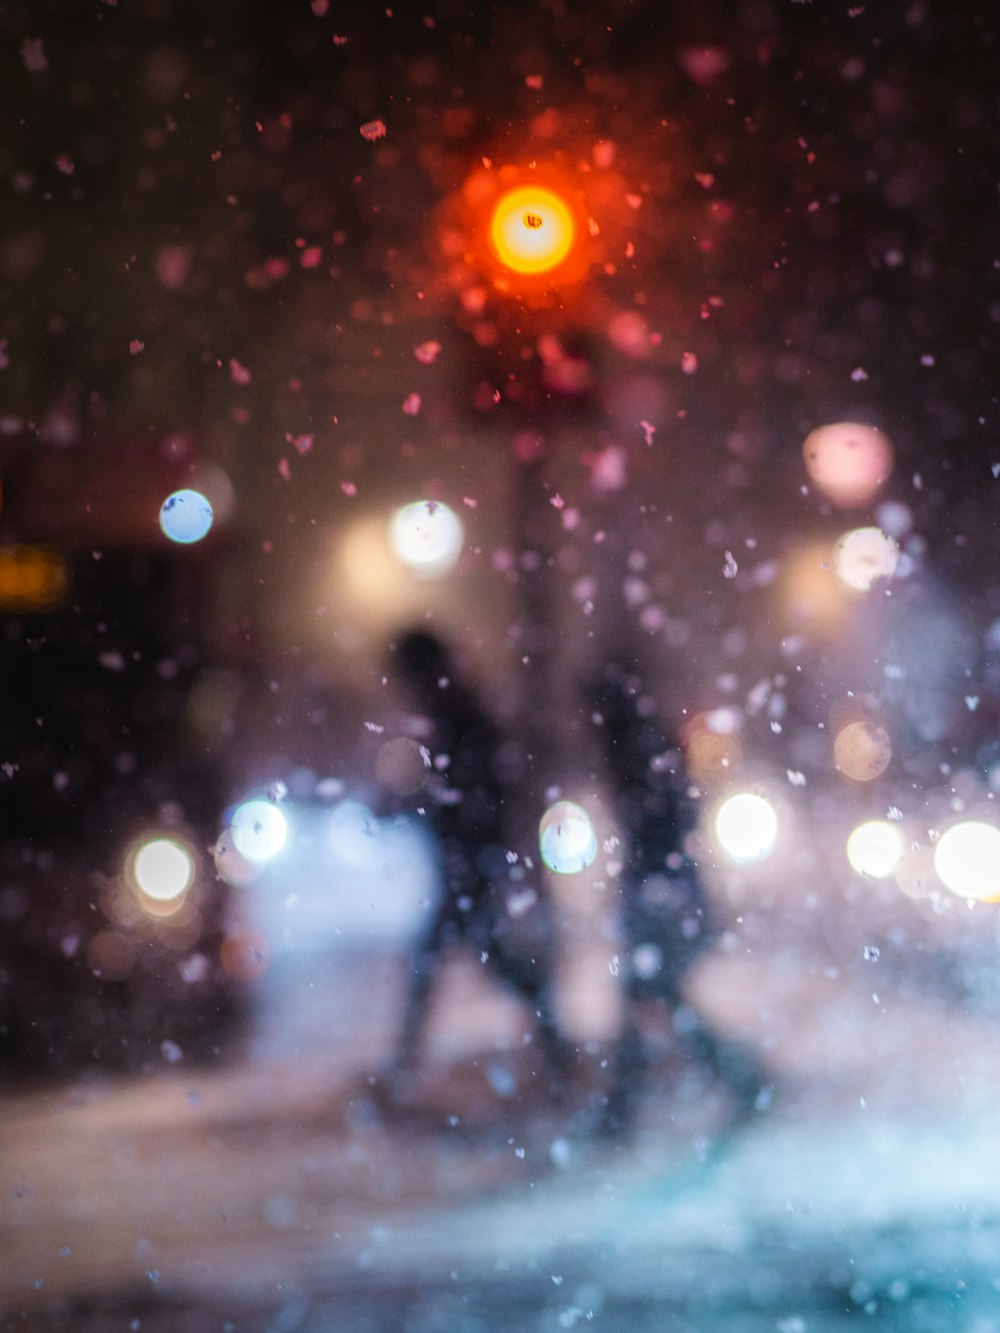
left=487, top=184, right=578, bottom=277
left=713, top=791, right=779, bottom=864
left=125, top=834, right=197, bottom=917
left=440, top=162, right=600, bottom=794
left=933, top=821, right=1000, bottom=902
left=388, top=499, right=464, bottom=577
left=452, top=161, right=595, bottom=302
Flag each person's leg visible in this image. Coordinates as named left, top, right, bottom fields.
left=389, top=834, right=476, bottom=1073
left=669, top=993, right=773, bottom=1118
left=486, top=903, right=573, bottom=1080
left=594, top=1008, right=647, bottom=1138
left=390, top=911, right=452, bottom=1072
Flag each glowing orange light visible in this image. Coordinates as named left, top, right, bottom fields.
left=488, top=185, right=577, bottom=275
left=0, top=545, right=68, bottom=612
left=833, top=720, right=892, bottom=782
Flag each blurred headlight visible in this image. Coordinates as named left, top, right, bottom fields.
left=125, top=835, right=196, bottom=916
left=714, top=792, right=778, bottom=864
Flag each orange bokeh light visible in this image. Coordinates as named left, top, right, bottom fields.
left=487, top=184, right=578, bottom=276
left=833, top=720, right=892, bottom=782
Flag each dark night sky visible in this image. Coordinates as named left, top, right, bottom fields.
left=2, top=0, right=999, bottom=780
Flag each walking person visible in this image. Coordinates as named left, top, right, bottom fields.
left=590, top=664, right=772, bottom=1138
left=382, top=629, right=569, bottom=1096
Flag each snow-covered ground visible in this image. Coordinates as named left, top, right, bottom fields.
left=3, top=912, right=1000, bottom=1332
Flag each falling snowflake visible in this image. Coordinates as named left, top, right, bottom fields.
left=414, top=340, right=441, bottom=364
left=21, top=38, right=48, bottom=73
left=160, top=1040, right=183, bottom=1064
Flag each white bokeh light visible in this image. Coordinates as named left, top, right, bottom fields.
left=933, top=821, right=1000, bottom=901
left=834, top=527, right=899, bottom=592
left=230, top=798, right=289, bottom=864
left=714, top=792, right=778, bottom=864
left=539, top=800, right=598, bottom=875
left=389, top=500, right=464, bottom=577
left=846, top=819, right=905, bottom=879
left=129, top=836, right=195, bottom=903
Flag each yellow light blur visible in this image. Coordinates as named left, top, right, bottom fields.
left=833, top=721, right=892, bottom=782
left=338, top=517, right=409, bottom=612
left=126, top=835, right=196, bottom=916
left=933, top=821, right=1000, bottom=902
left=782, top=541, right=849, bottom=632
left=488, top=185, right=577, bottom=275
left=834, top=526, right=899, bottom=592
left=714, top=792, right=778, bottom=864
left=846, top=819, right=904, bottom=879
left=802, top=422, right=893, bottom=508
left=0, top=545, right=68, bottom=612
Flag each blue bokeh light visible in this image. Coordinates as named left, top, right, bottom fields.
left=160, top=489, right=214, bottom=544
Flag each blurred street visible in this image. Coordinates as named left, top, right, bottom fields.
left=3, top=2, right=1000, bottom=1328
left=4, top=921, right=1000, bottom=1332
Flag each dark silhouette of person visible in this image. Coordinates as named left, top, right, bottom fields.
left=383, top=629, right=569, bottom=1092
left=590, top=665, right=771, bottom=1137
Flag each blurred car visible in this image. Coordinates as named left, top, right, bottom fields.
left=0, top=439, right=244, bottom=1076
